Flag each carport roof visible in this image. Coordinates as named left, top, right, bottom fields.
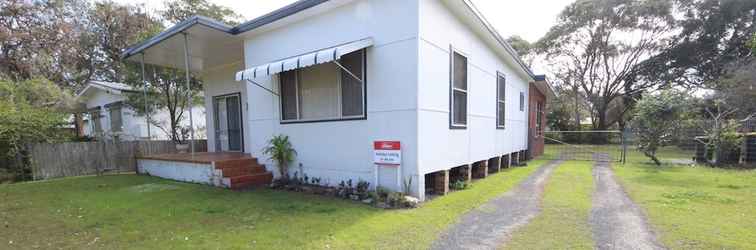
left=120, top=0, right=329, bottom=60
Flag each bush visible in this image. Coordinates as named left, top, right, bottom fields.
left=450, top=180, right=470, bottom=190
left=0, top=78, right=71, bottom=181
left=262, top=134, right=297, bottom=179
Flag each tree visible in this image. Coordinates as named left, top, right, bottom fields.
left=538, top=0, right=676, bottom=134
left=161, top=0, right=244, bottom=26
left=506, top=35, right=536, bottom=68
left=636, top=0, right=756, bottom=88
left=693, top=96, right=753, bottom=166
left=632, top=89, right=688, bottom=165
left=123, top=66, right=202, bottom=143
left=0, top=0, right=96, bottom=88
left=0, top=78, right=74, bottom=181
left=89, top=1, right=163, bottom=83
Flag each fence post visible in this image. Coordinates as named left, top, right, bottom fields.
left=622, top=127, right=631, bottom=164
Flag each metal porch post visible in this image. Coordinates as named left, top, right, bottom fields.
left=140, top=53, right=151, bottom=140
left=183, top=33, right=195, bottom=154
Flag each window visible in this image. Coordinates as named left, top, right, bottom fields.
left=519, top=92, right=525, bottom=111
left=536, top=101, right=544, bottom=136
left=280, top=49, right=366, bottom=122
left=496, top=72, right=506, bottom=129
left=89, top=108, right=102, bottom=133
left=450, top=48, right=467, bottom=128
left=109, top=103, right=123, bottom=132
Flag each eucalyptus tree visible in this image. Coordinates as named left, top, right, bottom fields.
left=537, top=0, right=676, bottom=133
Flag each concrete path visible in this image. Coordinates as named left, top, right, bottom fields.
left=589, top=153, right=665, bottom=250
left=431, top=160, right=563, bottom=250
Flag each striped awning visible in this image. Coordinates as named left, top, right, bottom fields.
left=235, top=38, right=373, bottom=81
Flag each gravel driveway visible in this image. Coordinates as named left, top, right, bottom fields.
left=589, top=153, right=665, bottom=250
left=431, top=160, right=563, bottom=250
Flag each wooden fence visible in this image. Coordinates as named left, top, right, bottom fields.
left=28, top=140, right=207, bottom=180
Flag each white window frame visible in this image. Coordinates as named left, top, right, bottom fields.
left=519, top=92, right=525, bottom=111
left=279, top=49, right=366, bottom=124
left=496, top=72, right=506, bottom=129
left=450, top=46, right=468, bottom=129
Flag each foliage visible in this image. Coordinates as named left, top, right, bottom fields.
left=0, top=0, right=96, bottom=87
left=449, top=180, right=470, bottom=190
left=637, top=0, right=756, bottom=88
left=262, top=135, right=297, bottom=179
left=693, top=97, right=749, bottom=166
left=161, top=0, right=244, bottom=26
left=505, top=35, right=536, bottom=68
left=0, top=78, right=72, bottom=181
left=537, top=0, right=675, bottom=132
left=123, top=65, right=202, bottom=142
left=401, top=176, right=413, bottom=195
left=632, top=90, right=689, bottom=165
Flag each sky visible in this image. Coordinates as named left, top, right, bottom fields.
left=116, top=0, right=572, bottom=43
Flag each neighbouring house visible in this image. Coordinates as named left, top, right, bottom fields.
left=123, top=0, right=553, bottom=200
left=75, top=80, right=207, bottom=141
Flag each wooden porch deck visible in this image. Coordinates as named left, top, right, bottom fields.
left=137, top=152, right=254, bottom=164
left=137, top=152, right=273, bottom=189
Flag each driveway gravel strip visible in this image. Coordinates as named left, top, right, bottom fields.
left=431, top=159, right=563, bottom=250
left=590, top=153, right=665, bottom=250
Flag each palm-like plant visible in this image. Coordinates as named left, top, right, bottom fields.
left=262, top=134, right=297, bottom=179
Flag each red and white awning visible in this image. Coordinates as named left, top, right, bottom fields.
left=235, top=38, right=373, bottom=81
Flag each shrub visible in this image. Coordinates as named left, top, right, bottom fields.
left=450, top=180, right=470, bottom=190
left=262, top=134, right=297, bottom=179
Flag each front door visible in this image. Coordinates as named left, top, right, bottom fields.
left=213, top=93, right=243, bottom=152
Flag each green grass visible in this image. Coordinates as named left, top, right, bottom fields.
left=502, top=161, right=595, bottom=249
left=613, top=159, right=756, bottom=249
left=0, top=159, right=549, bottom=249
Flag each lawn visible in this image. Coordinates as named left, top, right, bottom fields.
left=0, top=159, right=550, bottom=249
left=613, top=154, right=756, bottom=249
left=502, top=161, right=595, bottom=249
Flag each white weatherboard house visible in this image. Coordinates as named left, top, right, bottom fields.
left=76, top=80, right=206, bottom=141
left=125, top=0, right=540, bottom=200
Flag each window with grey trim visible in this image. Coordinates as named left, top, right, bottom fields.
left=450, top=50, right=467, bottom=127
left=519, top=92, right=525, bottom=111
left=280, top=49, right=365, bottom=122
left=496, top=73, right=506, bottom=128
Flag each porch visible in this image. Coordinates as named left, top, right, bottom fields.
left=137, top=152, right=273, bottom=189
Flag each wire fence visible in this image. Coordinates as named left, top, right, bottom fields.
left=543, top=130, right=625, bottom=162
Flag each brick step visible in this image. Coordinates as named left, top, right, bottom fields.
left=226, top=172, right=273, bottom=190
left=221, top=166, right=267, bottom=177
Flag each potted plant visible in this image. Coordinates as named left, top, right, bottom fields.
left=175, top=126, right=191, bottom=153
left=262, top=134, right=297, bottom=180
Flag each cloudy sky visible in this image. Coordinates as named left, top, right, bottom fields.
left=117, top=0, right=572, bottom=43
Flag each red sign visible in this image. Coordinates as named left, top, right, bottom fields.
left=373, top=141, right=401, bottom=165
left=374, top=141, right=401, bottom=150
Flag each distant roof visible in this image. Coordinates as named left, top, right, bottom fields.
left=89, top=81, right=133, bottom=92
left=75, top=80, right=135, bottom=101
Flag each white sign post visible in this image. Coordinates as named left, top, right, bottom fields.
left=373, top=141, right=401, bottom=191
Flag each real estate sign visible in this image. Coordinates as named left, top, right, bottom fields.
left=373, top=141, right=401, bottom=165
